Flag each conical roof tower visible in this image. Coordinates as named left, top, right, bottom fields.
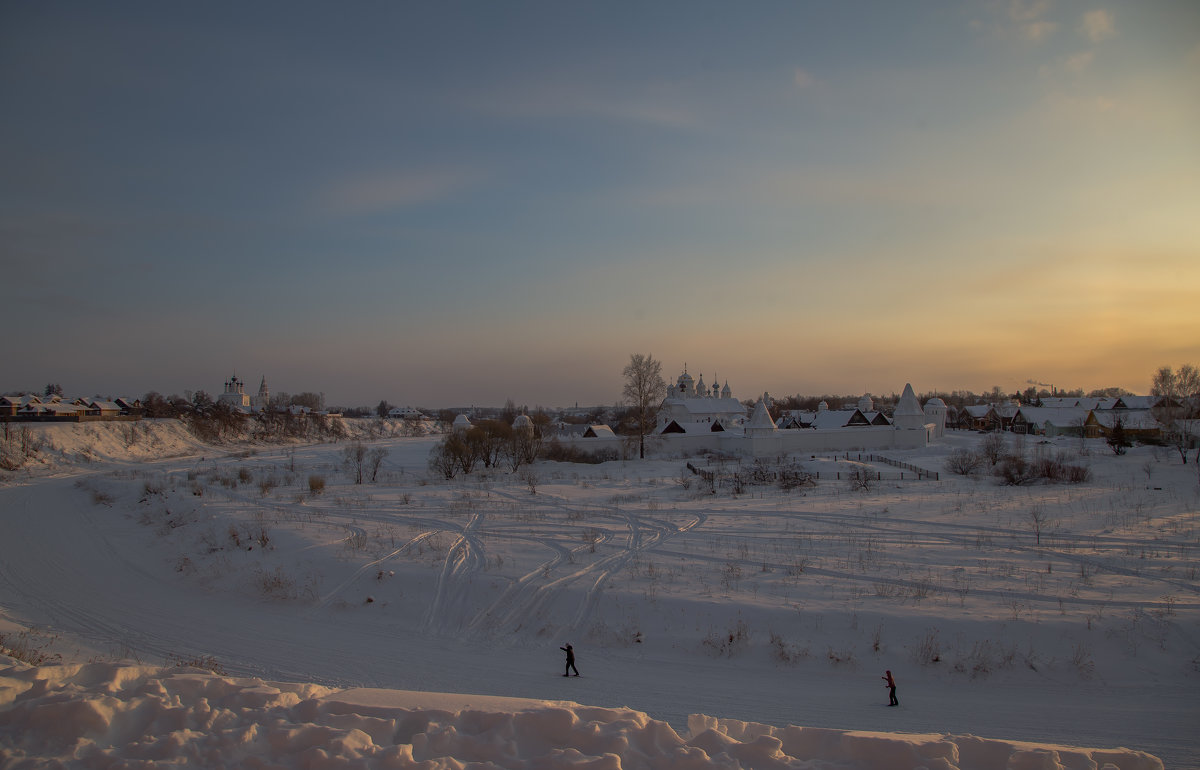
left=893, top=383, right=925, bottom=429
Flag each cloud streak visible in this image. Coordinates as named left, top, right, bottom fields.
left=1081, top=9, right=1115, bottom=43
left=318, top=168, right=486, bottom=217
left=793, top=68, right=817, bottom=89
left=1009, top=0, right=1056, bottom=40
left=1065, top=51, right=1094, bottom=74
left=463, top=76, right=702, bottom=132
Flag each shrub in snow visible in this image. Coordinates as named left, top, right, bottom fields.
left=768, top=631, right=809, bottom=664
left=1, top=426, right=43, bottom=470
left=0, top=626, right=61, bottom=666
left=253, top=566, right=297, bottom=600
left=540, top=439, right=619, bottom=464
left=846, top=467, right=875, bottom=491
left=911, top=628, right=942, bottom=666
left=945, top=448, right=984, bottom=476
left=995, top=455, right=1037, bottom=485
left=995, top=452, right=1090, bottom=485
left=702, top=618, right=750, bottom=657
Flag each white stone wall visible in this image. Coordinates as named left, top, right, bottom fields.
left=555, top=425, right=932, bottom=459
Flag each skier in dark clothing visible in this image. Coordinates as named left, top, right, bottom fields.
left=561, top=644, right=579, bottom=676
left=883, top=670, right=898, bottom=706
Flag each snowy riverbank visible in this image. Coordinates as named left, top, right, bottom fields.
left=1, top=426, right=1195, bottom=766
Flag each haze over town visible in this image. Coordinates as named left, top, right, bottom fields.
left=3, top=2, right=1200, bottom=407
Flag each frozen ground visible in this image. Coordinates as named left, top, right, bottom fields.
left=0, top=421, right=1196, bottom=767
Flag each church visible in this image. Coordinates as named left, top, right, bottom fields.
left=656, top=367, right=749, bottom=434
left=216, top=375, right=270, bottom=412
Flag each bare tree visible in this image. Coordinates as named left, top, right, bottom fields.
left=504, top=423, right=542, bottom=472
left=445, top=433, right=478, bottom=475
left=1073, top=414, right=1090, bottom=454
left=1029, top=506, right=1049, bottom=546
left=343, top=443, right=368, bottom=484
left=427, top=440, right=458, bottom=479
left=463, top=420, right=509, bottom=469
left=980, top=432, right=1008, bottom=466
left=1151, top=364, right=1199, bottom=464
left=622, top=353, right=667, bottom=460
left=291, top=391, right=325, bottom=411
left=366, top=447, right=388, bottom=482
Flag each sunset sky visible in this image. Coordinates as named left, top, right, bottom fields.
left=3, top=2, right=1198, bottom=408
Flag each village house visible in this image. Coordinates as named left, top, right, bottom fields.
left=957, top=405, right=1001, bottom=431
left=1088, top=409, right=1162, bottom=442
left=1010, top=406, right=1095, bottom=437
left=4, top=394, right=142, bottom=423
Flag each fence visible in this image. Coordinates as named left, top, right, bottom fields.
left=809, top=470, right=932, bottom=481
left=842, top=452, right=939, bottom=480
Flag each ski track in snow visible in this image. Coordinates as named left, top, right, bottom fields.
left=462, top=487, right=705, bottom=639
left=133, top=456, right=1199, bottom=631
left=1, top=433, right=1196, bottom=767
left=645, top=504, right=1200, bottom=613
left=423, top=512, right=486, bottom=634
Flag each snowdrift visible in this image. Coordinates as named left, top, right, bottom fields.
left=1, top=417, right=437, bottom=472
left=0, top=657, right=1162, bottom=770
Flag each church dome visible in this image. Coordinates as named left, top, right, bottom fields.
left=924, top=397, right=946, bottom=408
left=676, top=370, right=695, bottom=396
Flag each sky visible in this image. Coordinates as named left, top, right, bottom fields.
left=3, top=1, right=1198, bottom=408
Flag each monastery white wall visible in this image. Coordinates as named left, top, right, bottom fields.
left=557, top=425, right=933, bottom=459
left=776, top=426, right=931, bottom=455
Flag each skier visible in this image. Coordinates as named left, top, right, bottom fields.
left=882, top=670, right=898, bottom=706
left=561, top=644, right=579, bottom=677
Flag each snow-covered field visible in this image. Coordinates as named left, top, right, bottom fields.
left=1, top=421, right=1196, bottom=768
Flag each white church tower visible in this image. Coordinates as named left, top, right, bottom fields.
left=251, top=376, right=270, bottom=412
left=923, top=397, right=947, bottom=438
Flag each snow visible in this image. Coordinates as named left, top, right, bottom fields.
left=0, top=658, right=1164, bottom=769
left=1, top=421, right=1196, bottom=768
